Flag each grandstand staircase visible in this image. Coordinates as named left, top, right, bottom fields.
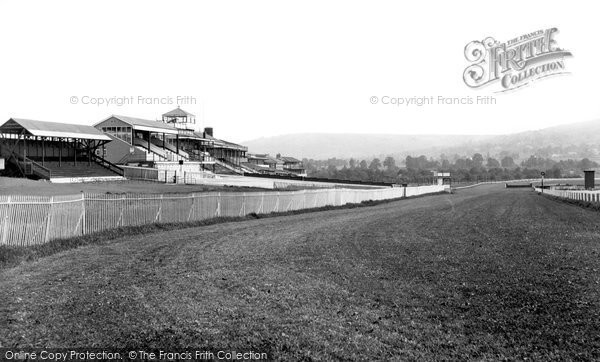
left=0, top=142, right=51, bottom=179
left=238, top=163, right=259, bottom=174
left=133, top=137, right=188, bottom=162
left=150, top=136, right=189, bottom=160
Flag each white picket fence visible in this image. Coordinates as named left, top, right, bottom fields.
left=0, top=185, right=446, bottom=247
left=535, top=187, right=600, bottom=202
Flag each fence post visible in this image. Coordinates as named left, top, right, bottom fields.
left=303, top=190, right=307, bottom=209
left=118, top=195, right=125, bottom=227
left=44, top=196, right=54, bottom=242
left=74, top=194, right=86, bottom=236
left=155, top=194, right=163, bottom=222
left=241, top=192, right=246, bottom=217
left=259, top=193, right=264, bottom=214
left=216, top=192, right=221, bottom=217
left=81, top=193, right=86, bottom=235
left=188, top=194, right=195, bottom=221
left=2, top=196, right=11, bottom=244
left=287, top=192, right=293, bottom=211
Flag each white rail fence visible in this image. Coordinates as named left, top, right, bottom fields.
left=0, top=185, right=446, bottom=247
left=535, top=187, right=600, bottom=202
left=452, top=179, right=546, bottom=190
left=121, top=166, right=185, bottom=184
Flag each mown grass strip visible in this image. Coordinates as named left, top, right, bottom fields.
left=0, top=191, right=447, bottom=270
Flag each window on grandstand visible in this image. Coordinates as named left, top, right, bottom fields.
left=102, top=126, right=132, bottom=144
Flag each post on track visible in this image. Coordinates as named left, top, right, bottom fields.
left=540, top=171, right=545, bottom=194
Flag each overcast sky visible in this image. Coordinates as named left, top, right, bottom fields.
left=0, top=1, right=597, bottom=143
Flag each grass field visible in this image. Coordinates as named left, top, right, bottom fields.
left=1, top=184, right=599, bottom=360
left=0, top=176, right=274, bottom=196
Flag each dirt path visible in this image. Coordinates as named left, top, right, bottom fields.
left=1, top=185, right=599, bottom=360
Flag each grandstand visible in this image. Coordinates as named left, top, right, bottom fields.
left=93, top=109, right=250, bottom=175
left=161, top=107, right=249, bottom=171
left=94, top=115, right=189, bottom=164
left=0, top=118, right=124, bottom=181
left=243, top=154, right=307, bottom=176
left=0, top=108, right=270, bottom=183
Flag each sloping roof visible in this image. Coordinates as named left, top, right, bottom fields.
left=177, top=132, right=206, bottom=140
left=279, top=156, right=301, bottom=163
left=97, top=115, right=179, bottom=135
left=182, top=131, right=213, bottom=141
left=163, top=107, right=195, bottom=118
left=203, top=133, right=247, bottom=151
left=247, top=153, right=269, bottom=161
left=264, top=156, right=284, bottom=164
left=0, top=118, right=111, bottom=140
left=249, top=154, right=283, bottom=163
left=220, top=139, right=248, bottom=151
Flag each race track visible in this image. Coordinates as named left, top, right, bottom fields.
left=1, top=184, right=599, bottom=360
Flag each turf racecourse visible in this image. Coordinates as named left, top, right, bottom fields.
left=1, top=184, right=599, bottom=360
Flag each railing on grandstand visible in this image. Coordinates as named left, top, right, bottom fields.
left=0, top=143, right=52, bottom=179
left=214, top=159, right=244, bottom=175
left=18, top=158, right=52, bottom=179
left=149, top=137, right=190, bottom=159
left=133, top=137, right=167, bottom=160
left=90, top=153, right=124, bottom=176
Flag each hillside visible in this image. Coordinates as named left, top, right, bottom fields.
left=243, top=133, right=493, bottom=159
left=242, top=119, right=600, bottom=161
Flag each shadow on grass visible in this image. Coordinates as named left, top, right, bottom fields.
left=0, top=191, right=448, bottom=270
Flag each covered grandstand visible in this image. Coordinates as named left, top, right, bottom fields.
left=93, top=109, right=249, bottom=175
left=0, top=109, right=257, bottom=182
left=94, top=111, right=250, bottom=175
left=0, top=118, right=124, bottom=181
left=94, top=115, right=188, bottom=164
left=160, top=107, right=249, bottom=172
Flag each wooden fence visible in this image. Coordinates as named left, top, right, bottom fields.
left=122, top=167, right=217, bottom=184
left=534, top=187, right=600, bottom=202
left=0, top=185, right=446, bottom=246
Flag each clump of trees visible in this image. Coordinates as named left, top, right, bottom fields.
left=303, top=153, right=598, bottom=184
left=304, top=156, right=400, bottom=183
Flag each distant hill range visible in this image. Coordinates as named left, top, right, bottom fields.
left=242, top=119, right=600, bottom=162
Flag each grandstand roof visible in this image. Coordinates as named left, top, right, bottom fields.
left=203, top=133, right=247, bottom=151
left=163, top=107, right=195, bottom=118
left=278, top=156, right=301, bottom=163
left=263, top=155, right=284, bottom=164
left=247, top=154, right=269, bottom=161
left=96, top=115, right=179, bottom=135
left=0, top=118, right=111, bottom=140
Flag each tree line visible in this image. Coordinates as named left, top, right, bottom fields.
left=302, top=154, right=598, bottom=184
